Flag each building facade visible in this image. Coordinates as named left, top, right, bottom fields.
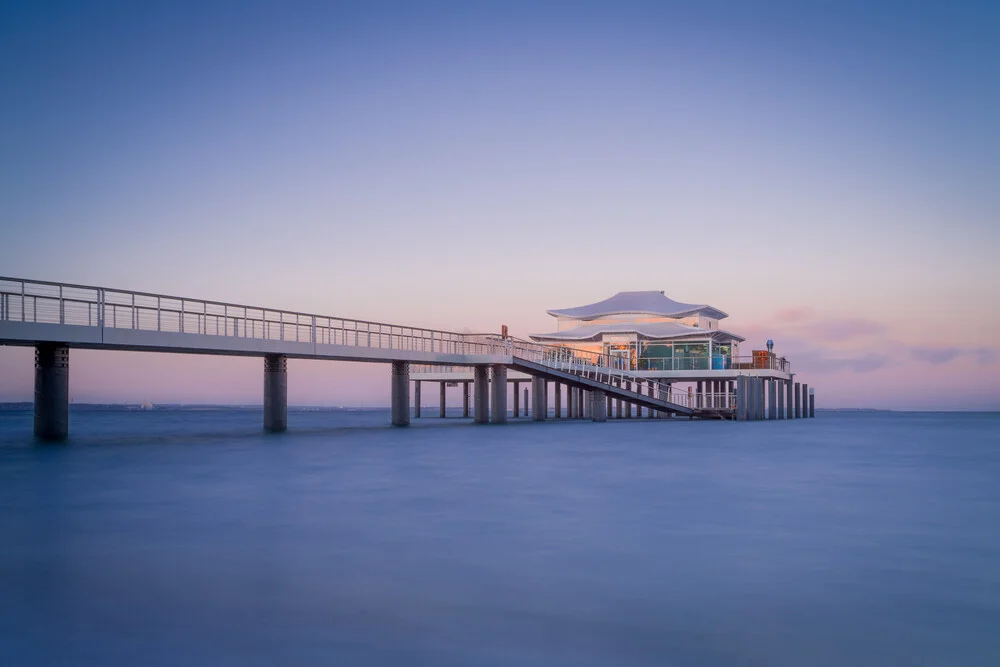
left=530, top=290, right=747, bottom=372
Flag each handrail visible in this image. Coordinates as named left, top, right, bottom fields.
left=0, top=277, right=507, bottom=357
left=0, top=276, right=472, bottom=339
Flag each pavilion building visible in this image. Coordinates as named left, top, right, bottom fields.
left=530, top=290, right=744, bottom=372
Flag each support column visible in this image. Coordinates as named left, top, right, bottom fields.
left=263, top=353, right=288, bottom=432
left=439, top=381, right=446, bottom=418
left=758, top=378, right=766, bottom=420
left=624, top=380, right=632, bottom=418
left=802, top=383, right=809, bottom=419
left=474, top=365, right=490, bottom=424
left=34, top=343, right=69, bottom=441
left=390, top=360, right=409, bottom=427
left=513, top=381, right=520, bottom=418
left=531, top=376, right=546, bottom=421
left=786, top=378, right=794, bottom=419
left=524, top=387, right=529, bottom=418
left=554, top=382, right=562, bottom=419
left=463, top=381, right=470, bottom=418
left=809, top=389, right=816, bottom=418
left=735, top=376, right=745, bottom=421
left=414, top=380, right=422, bottom=418
left=490, top=364, right=507, bottom=423
left=777, top=379, right=785, bottom=419
left=768, top=380, right=777, bottom=420
left=606, top=392, right=612, bottom=419
left=582, top=390, right=590, bottom=419
left=578, top=387, right=585, bottom=418
left=794, top=382, right=801, bottom=419
left=591, top=390, right=607, bottom=422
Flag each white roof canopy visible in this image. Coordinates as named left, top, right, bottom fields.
left=529, top=321, right=745, bottom=344
left=547, top=291, right=728, bottom=321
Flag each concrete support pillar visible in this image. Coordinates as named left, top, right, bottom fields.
left=794, top=382, right=801, bottom=419
left=615, top=380, right=622, bottom=418
left=624, top=381, right=632, bottom=418
left=34, top=343, right=69, bottom=441
left=413, top=380, right=422, bottom=418
left=463, top=381, right=470, bottom=418
left=490, top=364, right=507, bottom=424
left=801, top=383, right=809, bottom=419
left=606, top=393, right=612, bottom=419
left=777, top=379, right=786, bottom=419
left=647, top=381, right=656, bottom=419
left=474, top=365, right=490, bottom=424
left=554, top=382, right=562, bottom=419
left=758, top=378, right=766, bottom=420
left=524, top=387, right=529, bottom=418
left=786, top=379, right=794, bottom=419
left=736, top=375, right=750, bottom=422
left=513, top=381, right=520, bottom=418
left=582, top=390, right=590, bottom=419
left=696, top=380, right=704, bottom=409
left=390, top=360, right=409, bottom=427
left=768, top=380, right=777, bottom=420
left=531, top=376, right=546, bottom=421
left=809, top=390, right=816, bottom=418
left=439, top=381, right=446, bottom=418
left=591, top=390, right=608, bottom=422
left=263, top=353, right=288, bottom=432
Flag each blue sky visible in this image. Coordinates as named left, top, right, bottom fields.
left=1, top=1, right=998, bottom=408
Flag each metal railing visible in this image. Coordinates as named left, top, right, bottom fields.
left=638, top=355, right=790, bottom=373
left=0, top=277, right=508, bottom=357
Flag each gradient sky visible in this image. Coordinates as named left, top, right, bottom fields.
left=1, top=0, right=998, bottom=409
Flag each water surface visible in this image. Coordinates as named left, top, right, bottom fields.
left=1, top=409, right=998, bottom=666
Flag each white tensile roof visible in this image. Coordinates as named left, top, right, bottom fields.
left=529, top=321, right=745, bottom=343
left=547, top=291, right=728, bottom=321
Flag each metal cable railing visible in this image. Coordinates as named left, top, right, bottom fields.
left=0, top=277, right=508, bottom=357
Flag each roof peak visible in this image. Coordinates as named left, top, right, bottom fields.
left=547, top=290, right=728, bottom=321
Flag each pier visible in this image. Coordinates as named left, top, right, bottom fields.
left=0, top=277, right=815, bottom=440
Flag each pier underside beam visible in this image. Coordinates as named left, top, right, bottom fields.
left=474, top=365, right=490, bottom=424
left=390, top=360, right=410, bottom=426
left=264, top=354, right=288, bottom=432
left=490, top=364, right=507, bottom=424
left=34, top=343, right=69, bottom=441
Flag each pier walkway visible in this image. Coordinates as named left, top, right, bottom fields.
left=1, top=277, right=812, bottom=439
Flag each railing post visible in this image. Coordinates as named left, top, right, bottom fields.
left=180, top=300, right=185, bottom=333
left=157, top=296, right=161, bottom=331
left=59, top=285, right=64, bottom=324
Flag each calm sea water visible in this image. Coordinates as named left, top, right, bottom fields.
left=1, top=409, right=998, bottom=666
